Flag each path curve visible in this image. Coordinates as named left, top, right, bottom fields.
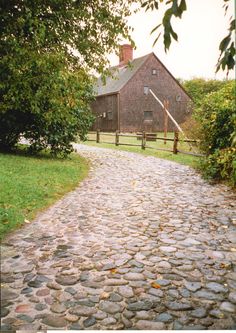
left=1, top=144, right=236, bottom=330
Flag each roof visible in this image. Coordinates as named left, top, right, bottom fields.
left=94, top=52, right=192, bottom=100
left=94, top=53, right=151, bottom=96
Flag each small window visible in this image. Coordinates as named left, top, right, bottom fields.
left=107, top=111, right=113, bottom=120
left=144, top=111, right=153, bottom=121
left=176, top=94, right=182, bottom=102
left=144, top=86, right=149, bottom=95
left=152, top=69, right=158, bottom=75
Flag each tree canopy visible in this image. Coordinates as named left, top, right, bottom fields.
left=0, top=0, right=135, bottom=155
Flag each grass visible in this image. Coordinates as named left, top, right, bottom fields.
left=82, top=132, right=201, bottom=168
left=0, top=147, right=89, bottom=239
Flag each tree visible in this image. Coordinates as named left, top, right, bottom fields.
left=182, top=78, right=227, bottom=107
left=140, top=0, right=235, bottom=75
left=0, top=0, right=134, bottom=155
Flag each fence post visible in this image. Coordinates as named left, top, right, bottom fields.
left=96, top=129, right=100, bottom=143
left=163, top=100, right=169, bottom=145
left=115, top=130, right=119, bottom=146
left=173, top=131, right=179, bottom=154
left=142, top=131, right=146, bottom=150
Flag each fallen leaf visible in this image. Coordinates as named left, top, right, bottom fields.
left=100, top=292, right=109, bottom=299
left=151, top=282, right=161, bottom=289
left=110, top=268, right=117, bottom=274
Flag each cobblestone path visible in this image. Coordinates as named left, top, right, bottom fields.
left=1, top=144, right=236, bottom=330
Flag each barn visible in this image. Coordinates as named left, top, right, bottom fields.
left=91, top=44, right=192, bottom=133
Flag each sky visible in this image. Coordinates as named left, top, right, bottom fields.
left=108, top=0, right=235, bottom=80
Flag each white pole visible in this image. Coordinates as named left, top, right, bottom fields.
left=149, top=88, right=198, bottom=152
left=149, top=89, right=184, bottom=133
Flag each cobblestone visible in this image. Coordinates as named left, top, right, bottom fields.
left=1, top=144, right=236, bottom=330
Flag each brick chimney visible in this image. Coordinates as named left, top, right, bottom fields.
left=119, top=44, right=133, bottom=66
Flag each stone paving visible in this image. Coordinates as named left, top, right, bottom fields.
left=1, top=144, right=236, bottom=331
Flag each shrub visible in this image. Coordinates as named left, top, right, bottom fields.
left=0, top=51, right=95, bottom=157
left=196, top=81, right=236, bottom=186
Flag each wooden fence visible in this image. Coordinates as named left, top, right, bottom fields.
left=87, top=130, right=205, bottom=157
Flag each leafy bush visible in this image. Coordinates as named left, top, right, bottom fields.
left=200, top=148, right=236, bottom=186
left=196, top=81, right=236, bottom=186
left=183, top=78, right=227, bottom=107
left=196, top=81, right=235, bottom=155
left=0, top=51, right=95, bottom=157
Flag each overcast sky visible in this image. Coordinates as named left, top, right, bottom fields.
left=108, top=0, right=235, bottom=80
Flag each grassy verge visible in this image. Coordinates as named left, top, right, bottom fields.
left=0, top=148, right=89, bottom=239
left=82, top=132, right=200, bottom=168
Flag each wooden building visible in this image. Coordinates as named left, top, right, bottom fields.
left=91, top=44, right=192, bottom=132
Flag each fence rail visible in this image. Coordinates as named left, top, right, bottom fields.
left=87, top=130, right=204, bottom=157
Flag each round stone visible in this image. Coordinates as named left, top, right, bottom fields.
left=109, top=293, right=123, bottom=302
left=155, top=279, right=171, bottom=286
left=83, top=316, right=96, bottom=327
left=190, top=308, right=207, bottom=318
left=15, top=304, right=31, bottom=313
left=228, top=292, right=236, bottom=304
left=157, top=261, right=171, bottom=269
left=1, top=308, right=10, bottom=318
left=99, top=301, right=121, bottom=314
left=70, top=305, right=96, bottom=316
left=206, top=282, right=228, bottom=293
left=55, top=275, right=78, bottom=286
left=155, top=313, right=173, bottom=322
left=220, top=302, right=236, bottom=313
left=65, top=287, right=77, bottom=295
left=42, top=314, right=67, bottom=328
left=209, top=310, right=225, bottom=319
left=124, top=272, right=145, bottom=281
left=165, top=302, right=193, bottom=311
left=36, top=289, right=50, bottom=297
left=28, top=280, right=42, bottom=288
left=35, top=303, right=47, bottom=311
left=136, top=311, right=151, bottom=320
left=184, top=281, right=201, bottom=292
left=21, top=288, right=33, bottom=294
left=127, top=300, right=153, bottom=311
left=46, top=282, right=62, bottom=290
left=135, top=320, right=165, bottom=330
left=1, top=288, right=18, bottom=300
left=118, top=286, right=134, bottom=298
left=101, top=317, right=117, bottom=326
left=65, top=314, right=79, bottom=322
left=50, top=303, right=67, bottom=313
left=159, top=246, right=176, bottom=253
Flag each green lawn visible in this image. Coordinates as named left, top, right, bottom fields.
left=0, top=148, right=89, bottom=239
left=82, top=132, right=201, bottom=168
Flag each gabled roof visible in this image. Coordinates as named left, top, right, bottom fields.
left=94, top=53, right=151, bottom=96
left=94, top=51, right=192, bottom=100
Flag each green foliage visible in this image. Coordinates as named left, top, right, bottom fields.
left=182, top=78, right=227, bottom=107
left=0, top=0, right=135, bottom=156
left=0, top=49, right=95, bottom=156
left=196, top=81, right=235, bottom=154
left=200, top=148, right=236, bottom=186
left=195, top=81, right=236, bottom=186
left=0, top=148, right=89, bottom=239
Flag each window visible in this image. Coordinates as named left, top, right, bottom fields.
left=107, top=111, right=113, bottom=120
left=152, top=69, right=158, bottom=75
left=176, top=94, right=182, bottom=102
left=144, top=111, right=153, bottom=121
left=144, top=86, right=149, bottom=95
